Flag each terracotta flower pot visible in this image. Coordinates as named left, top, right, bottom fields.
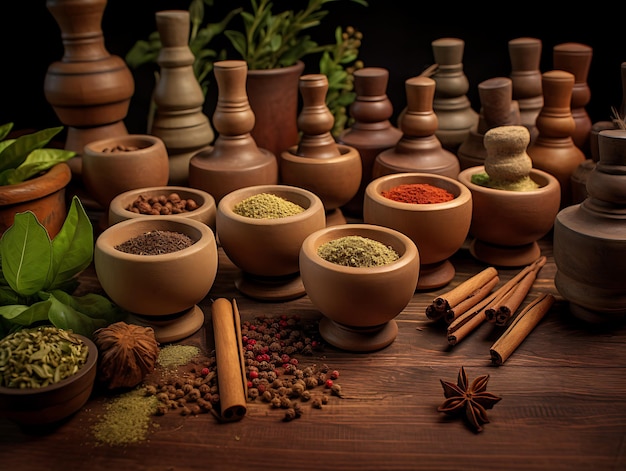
left=0, top=162, right=72, bottom=239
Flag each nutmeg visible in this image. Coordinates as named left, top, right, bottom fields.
left=93, top=321, right=160, bottom=389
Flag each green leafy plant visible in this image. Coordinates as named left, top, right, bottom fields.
left=0, top=123, right=75, bottom=186
left=0, top=196, right=125, bottom=340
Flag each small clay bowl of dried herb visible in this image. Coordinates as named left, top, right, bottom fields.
left=216, top=184, right=326, bottom=302
left=363, top=172, right=473, bottom=290
left=0, top=326, right=98, bottom=427
left=94, top=217, right=218, bottom=343
left=299, top=223, right=420, bottom=352
left=108, top=185, right=216, bottom=232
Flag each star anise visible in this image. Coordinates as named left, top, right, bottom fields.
left=437, top=366, right=502, bottom=432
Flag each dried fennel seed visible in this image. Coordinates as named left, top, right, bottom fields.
left=0, top=326, right=88, bottom=389
left=317, top=235, right=399, bottom=267
left=233, top=193, right=305, bottom=219
left=91, top=388, right=159, bottom=446
left=115, top=230, right=194, bottom=255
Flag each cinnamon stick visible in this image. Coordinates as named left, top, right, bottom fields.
left=444, top=274, right=500, bottom=324
left=426, top=266, right=498, bottom=321
left=211, top=298, right=247, bottom=421
left=485, top=256, right=547, bottom=323
left=493, top=258, right=546, bottom=326
left=490, top=293, right=555, bottom=365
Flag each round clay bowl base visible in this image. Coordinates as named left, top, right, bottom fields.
left=469, top=239, right=540, bottom=267
left=319, top=317, right=398, bottom=352
left=325, top=208, right=346, bottom=226
left=235, top=272, right=305, bottom=302
left=417, top=260, right=455, bottom=291
left=569, top=303, right=626, bottom=325
left=128, top=305, right=205, bottom=343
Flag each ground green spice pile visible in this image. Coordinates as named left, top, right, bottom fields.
left=233, top=193, right=305, bottom=219
left=157, top=345, right=201, bottom=368
left=91, top=388, right=158, bottom=446
left=317, top=235, right=400, bottom=267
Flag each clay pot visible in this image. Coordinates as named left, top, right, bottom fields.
left=363, top=172, right=472, bottom=290
left=82, top=135, right=170, bottom=227
left=108, top=185, right=216, bottom=232
left=94, top=217, right=218, bottom=342
left=0, top=334, right=97, bottom=427
left=216, top=184, right=326, bottom=301
left=458, top=166, right=560, bottom=266
left=299, top=224, right=419, bottom=352
left=0, top=162, right=72, bottom=239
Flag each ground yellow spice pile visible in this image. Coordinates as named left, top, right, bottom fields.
left=91, top=388, right=158, bottom=446
left=157, top=344, right=201, bottom=368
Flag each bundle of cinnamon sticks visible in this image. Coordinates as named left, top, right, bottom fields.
left=425, top=256, right=554, bottom=365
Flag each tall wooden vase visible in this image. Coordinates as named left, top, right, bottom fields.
left=280, top=74, right=362, bottom=226
left=188, top=61, right=278, bottom=204
left=150, top=10, right=215, bottom=186
left=373, top=76, right=460, bottom=180
left=527, top=70, right=586, bottom=209
left=553, top=129, right=626, bottom=324
left=44, top=0, right=134, bottom=174
left=430, top=38, right=478, bottom=153
left=338, top=67, right=402, bottom=218
left=509, top=37, right=543, bottom=144
left=246, top=61, right=305, bottom=159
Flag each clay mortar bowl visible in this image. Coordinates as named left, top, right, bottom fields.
left=363, top=172, right=472, bottom=290
left=458, top=166, right=561, bottom=267
left=299, top=223, right=420, bottom=352
left=0, top=333, right=97, bottom=428
left=108, top=185, right=216, bottom=232
left=94, top=217, right=218, bottom=342
left=82, top=134, right=170, bottom=228
left=217, top=184, right=326, bottom=301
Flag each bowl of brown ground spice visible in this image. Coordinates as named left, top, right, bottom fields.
left=299, top=223, right=419, bottom=352
left=216, top=184, right=326, bottom=302
left=94, top=217, right=218, bottom=343
left=364, top=172, right=473, bottom=291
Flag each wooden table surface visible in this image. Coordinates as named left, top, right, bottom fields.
left=1, top=228, right=625, bottom=471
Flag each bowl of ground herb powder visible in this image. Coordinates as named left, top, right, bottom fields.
left=217, top=184, right=326, bottom=301
left=299, top=223, right=420, bottom=352
left=94, top=217, right=218, bottom=342
left=0, top=326, right=98, bottom=427
left=364, top=172, right=473, bottom=291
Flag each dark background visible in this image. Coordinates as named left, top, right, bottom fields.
left=2, top=1, right=624, bottom=137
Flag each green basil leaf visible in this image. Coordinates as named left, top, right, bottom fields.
left=49, top=196, right=93, bottom=289
left=0, top=301, right=51, bottom=325
left=0, top=212, right=52, bottom=296
left=0, top=126, right=62, bottom=173
left=49, top=290, right=126, bottom=322
left=46, top=292, right=115, bottom=338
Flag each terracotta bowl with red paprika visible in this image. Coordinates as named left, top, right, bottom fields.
left=363, top=172, right=473, bottom=290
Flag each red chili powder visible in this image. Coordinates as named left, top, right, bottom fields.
left=381, top=183, right=454, bottom=204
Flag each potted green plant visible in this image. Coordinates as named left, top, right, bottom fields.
left=0, top=123, right=76, bottom=238
left=0, top=195, right=125, bottom=340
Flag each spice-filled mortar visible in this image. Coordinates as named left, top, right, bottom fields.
left=216, top=184, right=326, bottom=302
left=299, top=223, right=419, bottom=352
left=363, top=172, right=472, bottom=290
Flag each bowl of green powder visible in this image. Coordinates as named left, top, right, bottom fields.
left=299, top=223, right=420, bottom=352
left=217, top=185, right=326, bottom=301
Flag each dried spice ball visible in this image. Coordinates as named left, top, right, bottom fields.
left=93, top=322, right=160, bottom=390
left=317, top=235, right=399, bottom=267
left=233, top=192, right=305, bottom=219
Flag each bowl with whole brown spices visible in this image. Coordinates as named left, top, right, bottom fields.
left=94, top=217, right=218, bottom=343
left=299, top=223, right=420, bottom=352
left=108, top=185, right=216, bottom=232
